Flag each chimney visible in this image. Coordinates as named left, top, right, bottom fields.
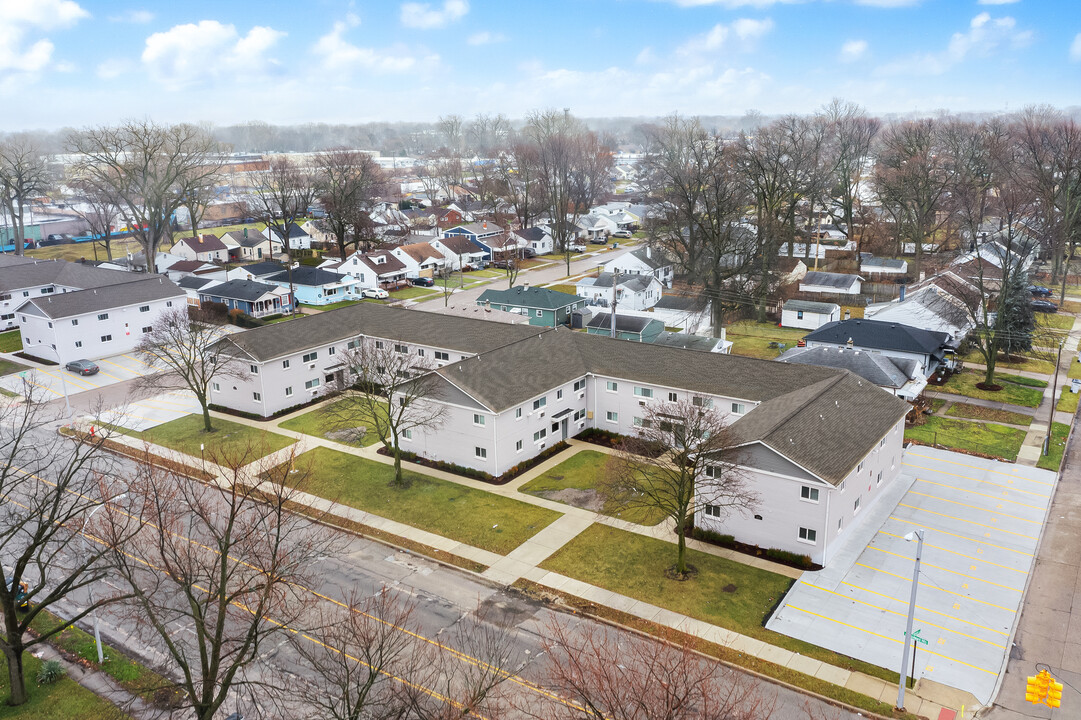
left=919, top=271, right=926, bottom=282
left=523, top=281, right=530, bottom=289
left=243, top=228, right=248, bottom=238
left=846, top=337, right=854, bottom=349
left=646, top=246, right=652, bottom=259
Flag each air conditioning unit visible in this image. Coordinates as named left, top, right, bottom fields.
left=308, top=363, right=316, bottom=370
left=577, top=421, right=585, bottom=429
left=638, top=400, right=646, bottom=407
left=577, top=392, right=584, bottom=399
left=539, top=443, right=546, bottom=450
left=538, top=411, right=545, bottom=418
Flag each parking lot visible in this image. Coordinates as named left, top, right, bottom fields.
left=92, top=389, right=203, bottom=432
left=0, top=352, right=155, bottom=398
left=767, top=446, right=1055, bottom=704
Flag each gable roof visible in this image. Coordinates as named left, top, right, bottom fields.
left=398, top=242, right=444, bottom=264
left=446, top=222, right=502, bottom=237
left=776, top=345, right=919, bottom=389
left=223, top=230, right=271, bottom=248
left=651, top=331, right=723, bottom=352
left=267, top=222, right=309, bottom=240
left=586, top=312, right=661, bottom=334
left=804, top=318, right=950, bottom=356
left=357, top=252, right=407, bottom=275
left=166, top=260, right=216, bottom=273
left=265, top=266, right=354, bottom=287
left=201, top=279, right=281, bottom=302
left=801, top=271, right=862, bottom=289
left=0, top=257, right=141, bottom=293
left=783, top=299, right=840, bottom=314
left=19, top=277, right=184, bottom=319
left=860, top=256, right=907, bottom=270
left=476, top=285, right=582, bottom=310
left=239, top=261, right=287, bottom=277
left=653, top=295, right=707, bottom=312
left=438, top=235, right=484, bottom=255
left=512, top=227, right=549, bottom=243
left=175, top=234, right=228, bottom=253
left=579, top=272, right=657, bottom=293
left=600, top=246, right=672, bottom=271
left=177, top=276, right=217, bottom=290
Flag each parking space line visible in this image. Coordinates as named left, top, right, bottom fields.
left=897, top=504, right=1039, bottom=540
left=865, top=546, right=1024, bottom=593
left=24, top=377, right=62, bottom=397
left=890, top=518, right=1034, bottom=556
left=878, top=531, right=1029, bottom=575
left=905, top=464, right=1051, bottom=499
left=905, top=453, right=1053, bottom=485
left=854, top=563, right=1017, bottom=613
left=840, top=582, right=1009, bottom=637
left=801, top=585, right=1006, bottom=648
left=37, top=368, right=97, bottom=391
left=97, top=358, right=142, bottom=377
left=783, top=605, right=999, bottom=675
left=122, top=353, right=153, bottom=368
left=906, top=491, right=1043, bottom=525
left=914, top=478, right=1047, bottom=511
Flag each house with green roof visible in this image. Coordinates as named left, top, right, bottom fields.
left=475, top=285, right=584, bottom=327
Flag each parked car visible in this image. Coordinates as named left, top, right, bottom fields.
left=490, top=259, right=516, bottom=269
left=410, top=277, right=434, bottom=287
left=523, top=248, right=536, bottom=259
left=361, top=288, right=389, bottom=299
left=1031, top=299, right=1058, bottom=313
left=65, top=359, right=99, bottom=375
left=41, top=233, right=74, bottom=246
left=460, top=263, right=478, bottom=272
left=589, top=236, right=608, bottom=244
left=568, top=243, right=587, bottom=253
left=612, top=230, right=633, bottom=239
left=1029, top=285, right=1053, bottom=297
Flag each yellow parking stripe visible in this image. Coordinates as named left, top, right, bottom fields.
left=38, top=369, right=96, bottom=391
left=889, top=518, right=1034, bottom=557
left=865, top=546, right=1023, bottom=593
left=905, top=456, right=1053, bottom=486
left=914, top=478, right=1047, bottom=511
left=783, top=605, right=998, bottom=675
left=897, top=503, right=1038, bottom=540
left=854, top=563, right=1017, bottom=613
left=840, top=582, right=1009, bottom=637
left=878, top=531, right=1029, bottom=575
left=906, top=491, right=1043, bottom=525
left=96, top=357, right=141, bottom=377
left=905, top=463, right=1051, bottom=499
left=122, top=353, right=154, bottom=368
left=800, top=584, right=1005, bottom=648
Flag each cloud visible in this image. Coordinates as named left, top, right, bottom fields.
left=1071, top=33, right=1081, bottom=62
left=876, top=12, right=1033, bottom=76
left=840, top=39, right=868, bottom=61
left=0, top=0, right=88, bottom=81
left=142, top=21, right=285, bottom=87
left=677, top=17, right=772, bottom=57
left=0, top=0, right=89, bottom=28
left=109, top=9, right=154, bottom=23
left=314, top=17, right=432, bottom=74
left=400, top=0, right=468, bottom=29
left=96, top=58, right=131, bottom=79
left=732, top=18, right=774, bottom=40
left=467, top=31, right=505, bottom=46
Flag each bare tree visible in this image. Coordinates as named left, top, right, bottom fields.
left=67, top=176, right=123, bottom=261
left=180, top=178, right=217, bottom=240
left=602, top=401, right=757, bottom=578
left=326, top=337, right=447, bottom=486
left=498, top=141, right=542, bottom=230
left=0, top=387, right=138, bottom=705
left=135, top=306, right=245, bottom=433
left=246, top=156, right=320, bottom=317
left=467, top=113, right=511, bottom=157
left=0, top=135, right=50, bottom=256
left=822, top=99, right=880, bottom=252
left=416, top=162, right=444, bottom=207
left=100, top=443, right=333, bottom=720
left=529, top=617, right=775, bottom=720
left=67, top=120, right=223, bottom=272
left=317, top=147, right=386, bottom=258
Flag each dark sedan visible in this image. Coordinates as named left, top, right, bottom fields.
left=410, top=277, right=435, bottom=287
left=65, top=359, right=100, bottom=375
left=1031, top=299, right=1058, bottom=313
left=1029, top=285, right=1053, bottom=297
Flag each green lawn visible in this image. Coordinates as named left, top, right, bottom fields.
left=134, top=414, right=295, bottom=460
left=1057, top=388, right=1080, bottom=414
left=904, top=416, right=1027, bottom=460
left=1037, top=313, right=1075, bottom=331
left=945, top=402, right=1033, bottom=427
left=0, top=358, right=28, bottom=376
left=1069, top=361, right=1081, bottom=380
left=545, top=283, right=579, bottom=296
left=540, top=524, right=893, bottom=681
left=278, top=399, right=385, bottom=447
left=0, top=330, right=22, bottom=353
left=280, top=447, right=562, bottom=554
left=1038, top=422, right=1070, bottom=472
left=519, top=450, right=665, bottom=526
left=462, top=269, right=504, bottom=279
left=389, top=286, right=440, bottom=300
left=961, top=351, right=1057, bottom=375
left=724, top=321, right=806, bottom=360
left=937, top=370, right=1046, bottom=408
left=0, top=652, right=124, bottom=719
left=299, top=299, right=360, bottom=311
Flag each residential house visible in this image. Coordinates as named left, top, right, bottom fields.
left=442, top=222, right=505, bottom=260
left=15, top=276, right=185, bottom=364
left=265, top=266, right=362, bottom=306
left=263, top=222, right=312, bottom=251
left=163, top=260, right=220, bottom=282
left=799, top=271, right=863, bottom=295
left=431, top=235, right=487, bottom=271
left=210, top=302, right=908, bottom=566
left=475, top=285, right=584, bottom=327
left=177, top=276, right=218, bottom=306
left=432, top=303, right=530, bottom=324
left=223, top=229, right=279, bottom=261
left=649, top=295, right=712, bottom=334
left=199, top=279, right=293, bottom=318
left=172, top=234, right=229, bottom=263
left=860, top=255, right=908, bottom=276
left=776, top=345, right=927, bottom=401
left=651, top=331, right=731, bottom=354
left=235, top=261, right=288, bottom=281
left=802, top=318, right=952, bottom=377
left=781, top=300, right=840, bottom=330
left=575, top=272, right=662, bottom=311
left=867, top=285, right=975, bottom=351
left=585, top=313, right=665, bottom=343
left=512, top=227, right=553, bottom=256
left=391, top=242, right=446, bottom=279
left=599, top=246, right=675, bottom=288
left=577, top=214, right=618, bottom=242
left=327, top=250, right=409, bottom=290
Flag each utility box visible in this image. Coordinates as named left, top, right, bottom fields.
left=1071, top=378, right=1080, bottom=394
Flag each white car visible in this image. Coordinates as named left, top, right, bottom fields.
left=568, top=243, right=587, bottom=253
left=362, top=288, right=389, bottom=299
left=612, top=230, right=633, bottom=239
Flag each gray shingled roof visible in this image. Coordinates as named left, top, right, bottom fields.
left=653, top=295, right=706, bottom=312
left=177, top=276, right=216, bottom=290
left=651, top=331, right=722, bottom=352
left=176, top=234, right=227, bottom=253
left=804, top=318, right=949, bottom=356
left=18, top=277, right=184, bottom=319
left=586, top=312, right=661, bottom=334
left=776, top=345, right=917, bottom=389
left=239, top=261, right=286, bottom=277
left=0, top=258, right=140, bottom=293
left=265, top=266, right=352, bottom=287
left=861, top=256, right=907, bottom=270
left=476, top=286, right=582, bottom=311
left=582, top=272, right=656, bottom=293
left=201, top=279, right=280, bottom=302
left=783, top=299, right=839, bottom=314
left=801, top=271, right=862, bottom=289
left=602, top=246, right=672, bottom=271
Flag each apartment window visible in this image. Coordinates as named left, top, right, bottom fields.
left=166, top=301, right=173, bottom=307
left=704, top=505, right=722, bottom=518
left=633, top=386, right=653, bottom=398
left=877, top=471, right=882, bottom=486
left=535, top=310, right=542, bottom=317
left=303, top=351, right=318, bottom=363
left=556, top=389, right=563, bottom=400
left=282, top=359, right=290, bottom=369
left=347, top=340, right=358, bottom=350
left=668, top=392, right=677, bottom=402
left=101, top=334, right=112, bottom=342
left=704, top=465, right=723, bottom=478
left=250, top=365, right=259, bottom=374
left=606, top=411, right=618, bottom=423
left=800, top=486, right=820, bottom=503
left=633, top=417, right=644, bottom=427
left=417, top=349, right=425, bottom=357
left=402, top=429, right=413, bottom=440
left=253, top=392, right=262, bottom=401
left=97, top=313, right=109, bottom=321
left=305, top=378, right=320, bottom=390
left=798, top=527, right=817, bottom=543
left=533, top=397, right=547, bottom=410
left=435, top=351, right=450, bottom=361
left=71, top=319, right=78, bottom=326
left=574, top=409, right=586, bottom=421
left=573, top=379, right=586, bottom=392
left=395, top=344, right=408, bottom=353
left=212, top=382, right=220, bottom=392
left=515, top=408, right=523, bottom=420
left=731, top=402, right=746, bottom=414
left=854, top=496, right=862, bottom=513
left=74, top=341, right=82, bottom=348
left=141, top=325, right=152, bottom=333
left=692, top=395, right=713, bottom=408
left=139, top=305, right=150, bottom=313
left=375, top=341, right=384, bottom=349
left=606, top=381, right=618, bottom=392
left=473, top=414, right=486, bottom=426
left=838, top=480, right=846, bottom=492
left=475, top=447, right=487, bottom=459
left=516, top=439, right=523, bottom=452
left=533, top=429, right=546, bottom=442
left=285, top=386, right=293, bottom=397
left=328, top=346, right=336, bottom=355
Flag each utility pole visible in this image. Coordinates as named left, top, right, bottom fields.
left=1045, top=339, right=1065, bottom=456
left=610, top=269, right=619, bottom=339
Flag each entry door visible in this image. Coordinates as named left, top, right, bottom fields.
left=561, top=419, right=569, bottom=440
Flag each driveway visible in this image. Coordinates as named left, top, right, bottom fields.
left=767, top=446, right=1055, bottom=706
left=1, top=352, right=157, bottom=400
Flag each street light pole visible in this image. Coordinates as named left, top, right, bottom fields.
left=83, top=494, right=127, bottom=664
left=896, top=528, right=925, bottom=711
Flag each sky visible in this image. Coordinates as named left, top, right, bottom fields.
left=0, top=0, right=1078, bottom=131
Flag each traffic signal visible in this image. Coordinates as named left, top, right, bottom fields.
left=1025, top=674, right=1045, bottom=704
left=1047, top=680, right=1063, bottom=709
left=1025, top=669, right=1065, bottom=709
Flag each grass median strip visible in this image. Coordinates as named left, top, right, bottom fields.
left=905, top=416, right=1026, bottom=460
left=279, top=447, right=562, bottom=555
left=1038, top=422, right=1070, bottom=472
left=538, top=524, right=895, bottom=683
left=0, top=652, right=120, bottom=719
left=945, top=401, right=1033, bottom=426
left=1057, top=388, right=1080, bottom=414
left=936, top=370, right=1046, bottom=408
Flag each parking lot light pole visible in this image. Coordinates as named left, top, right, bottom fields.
left=83, top=494, right=127, bottom=664
left=23, top=343, right=71, bottom=418
left=896, top=529, right=925, bottom=711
